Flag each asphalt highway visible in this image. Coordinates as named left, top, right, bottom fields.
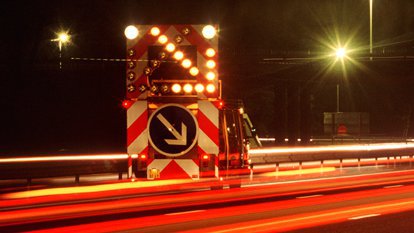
left=1, top=168, right=414, bottom=232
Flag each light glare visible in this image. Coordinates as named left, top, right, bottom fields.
left=150, top=27, right=160, bottom=36
left=173, top=51, right=184, bottom=60
left=124, top=25, right=139, bottom=40
left=182, top=59, right=192, bottom=68
left=206, top=84, right=215, bottom=93
left=202, top=25, right=216, bottom=39
left=336, top=47, right=346, bottom=59
left=195, top=84, right=204, bottom=93
left=189, top=67, right=199, bottom=76
left=206, top=48, right=216, bottom=57
left=171, top=84, right=181, bottom=93
left=166, top=43, right=176, bottom=52
left=183, top=84, right=193, bottom=93
left=158, top=35, right=168, bottom=44
left=206, top=60, right=216, bottom=69
left=206, top=72, right=216, bottom=80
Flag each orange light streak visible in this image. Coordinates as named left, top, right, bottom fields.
left=23, top=184, right=414, bottom=233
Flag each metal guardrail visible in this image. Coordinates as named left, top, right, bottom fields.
left=0, top=154, right=128, bottom=181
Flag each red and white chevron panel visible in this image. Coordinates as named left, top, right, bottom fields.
left=127, top=100, right=148, bottom=156
left=198, top=100, right=219, bottom=177
left=147, top=159, right=199, bottom=180
left=126, top=24, right=219, bottom=99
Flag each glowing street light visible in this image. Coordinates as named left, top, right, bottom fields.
left=335, top=47, right=346, bottom=59
left=51, top=31, right=70, bottom=69
left=334, top=47, right=347, bottom=112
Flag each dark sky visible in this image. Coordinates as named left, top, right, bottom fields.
left=1, top=0, right=414, bottom=155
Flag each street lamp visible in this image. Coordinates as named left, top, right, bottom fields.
left=335, top=47, right=347, bottom=112
left=369, top=0, right=373, bottom=61
left=51, top=31, right=70, bottom=69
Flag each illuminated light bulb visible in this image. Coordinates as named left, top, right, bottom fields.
left=189, top=67, right=199, bottom=76
left=183, top=84, right=193, bottom=93
left=181, top=59, right=192, bottom=68
left=336, top=47, right=346, bottom=59
left=195, top=84, right=204, bottom=93
left=206, top=48, right=216, bottom=57
left=202, top=25, right=216, bottom=39
left=206, top=60, right=216, bottom=69
left=124, top=25, right=139, bottom=40
left=206, top=71, right=215, bottom=81
left=206, top=84, right=215, bottom=93
left=158, top=35, right=168, bottom=44
left=122, top=100, right=132, bottom=109
left=166, top=43, right=175, bottom=52
left=173, top=51, right=184, bottom=60
left=150, top=27, right=160, bottom=36
left=171, top=83, right=181, bottom=93
left=58, top=33, right=70, bottom=43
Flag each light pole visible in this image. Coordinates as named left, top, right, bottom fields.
left=51, top=32, right=70, bottom=69
left=369, top=0, right=373, bottom=61
left=335, top=47, right=346, bottom=112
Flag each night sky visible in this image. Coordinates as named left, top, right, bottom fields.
left=1, top=0, right=414, bottom=155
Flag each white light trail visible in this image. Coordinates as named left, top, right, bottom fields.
left=0, top=154, right=129, bottom=163
left=249, top=143, right=414, bottom=155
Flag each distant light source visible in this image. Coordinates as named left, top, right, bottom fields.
left=124, top=25, right=139, bottom=40
left=336, top=47, right=346, bottom=59
left=58, top=33, right=70, bottom=43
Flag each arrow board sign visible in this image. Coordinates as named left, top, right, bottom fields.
left=148, top=104, right=199, bottom=157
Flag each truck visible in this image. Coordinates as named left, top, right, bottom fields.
left=123, top=24, right=258, bottom=181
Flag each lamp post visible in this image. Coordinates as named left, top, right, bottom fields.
left=369, top=0, right=373, bottom=61
left=335, top=47, right=346, bottom=112
left=51, top=32, right=70, bottom=69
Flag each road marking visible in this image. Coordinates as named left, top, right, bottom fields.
left=383, top=185, right=404, bottom=189
left=349, top=213, right=381, bottom=220
left=296, top=194, right=323, bottom=199
left=165, top=210, right=205, bottom=216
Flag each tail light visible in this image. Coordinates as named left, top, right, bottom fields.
left=139, top=154, right=147, bottom=168
left=201, top=154, right=210, bottom=167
